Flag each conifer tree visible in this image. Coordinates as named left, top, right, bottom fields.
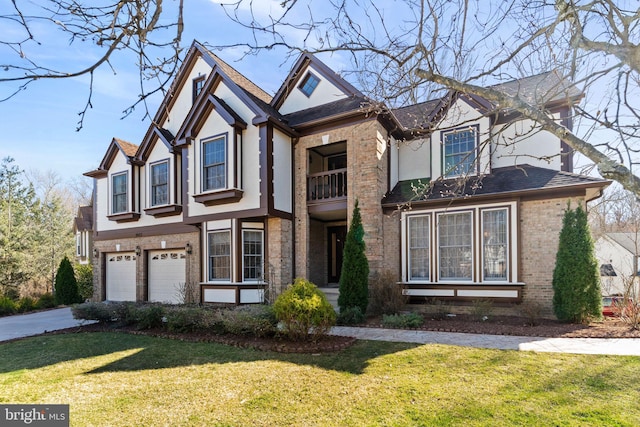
left=552, top=204, right=601, bottom=322
left=338, top=199, right=369, bottom=313
left=55, top=256, right=83, bottom=305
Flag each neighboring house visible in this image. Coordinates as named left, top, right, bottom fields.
left=74, top=205, right=93, bottom=265
left=595, top=232, right=640, bottom=296
left=85, top=40, right=609, bottom=315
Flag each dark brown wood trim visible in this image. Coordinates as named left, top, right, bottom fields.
left=193, top=188, right=244, bottom=206
left=181, top=146, right=189, bottom=216
left=266, top=125, right=275, bottom=214
left=235, top=219, right=242, bottom=283
left=84, top=169, right=108, bottom=178
left=307, top=198, right=348, bottom=215
left=94, top=223, right=199, bottom=241
left=403, top=283, right=524, bottom=303
left=183, top=208, right=269, bottom=225
left=200, top=283, right=267, bottom=305
left=107, top=212, right=141, bottom=223
left=290, top=112, right=376, bottom=136
left=144, top=204, right=183, bottom=218
left=258, top=125, right=269, bottom=210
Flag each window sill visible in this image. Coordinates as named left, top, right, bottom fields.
left=107, top=212, right=141, bottom=223
left=193, top=188, right=244, bottom=206
left=144, top=204, right=182, bottom=218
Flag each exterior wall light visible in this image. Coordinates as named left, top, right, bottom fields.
left=185, top=242, right=192, bottom=255
left=93, top=248, right=99, bottom=258
left=135, top=246, right=141, bottom=256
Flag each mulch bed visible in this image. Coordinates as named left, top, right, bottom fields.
left=26, top=314, right=640, bottom=354
left=362, top=314, right=640, bottom=338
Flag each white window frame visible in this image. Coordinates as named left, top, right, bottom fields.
left=408, top=215, right=430, bottom=281
left=242, top=229, right=264, bottom=282
left=150, top=160, right=169, bottom=207
left=201, top=135, right=227, bottom=192
left=208, top=230, right=231, bottom=281
left=111, top=172, right=128, bottom=214
left=437, top=211, right=474, bottom=282
left=481, top=207, right=509, bottom=282
left=442, top=125, right=479, bottom=178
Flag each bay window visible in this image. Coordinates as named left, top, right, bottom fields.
left=243, top=230, right=264, bottom=281
left=409, top=216, right=430, bottom=280
left=482, top=209, right=508, bottom=280
left=438, top=212, right=473, bottom=280
left=208, top=231, right=231, bottom=281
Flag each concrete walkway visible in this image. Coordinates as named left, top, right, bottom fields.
left=3, top=308, right=640, bottom=356
left=0, top=307, right=93, bottom=342
left=330, top=326, right=640, bottom=356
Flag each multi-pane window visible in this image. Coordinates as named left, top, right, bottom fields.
left=443, top=128, right=477, bottom=177
left=243, top=230, right=263, bottom=281
left=112, top=173, right=128, bottom=214
left=409, top=216, right=430, bottom=280
left=150, top=161, right=168, bottom=206
left=208, top=231, right=231, bottom=280
left=482, top=209, right=508, bottom=280
left=202, top=137, right=226, bottom=191
left=438, top=212, right=473, bottom=280
left=193, top=76, right=205, bottom=102
left=299, top=72, right=320, bottom=97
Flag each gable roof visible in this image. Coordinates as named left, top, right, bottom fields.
left=283, top=95, right=371, bottom=128
left=391, top=71, right=582, bottom=132
left=74, top=205, right=93, bottom=232
left=84, top=138, right=140, bottom=177
left=271, top=52, right=364, bottom=111
left=606, top=233, right=640, bottom=255
left=382, top=164, right=608, bottom=208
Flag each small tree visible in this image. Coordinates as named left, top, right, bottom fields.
left=55, top=256, right=82, bottom=305
left=75, top=263, right=94, bottom=301
left=338, top=199, right=369, bottom=314
left=552, top=204, right=601, bottom=323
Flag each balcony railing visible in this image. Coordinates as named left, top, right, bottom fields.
left=307, top=168, right=347, bottom=202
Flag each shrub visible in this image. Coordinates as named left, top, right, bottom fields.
left=219, top=305, right=278, bottom=337
left=368, top=270, right=407, bottom=316
left=135, top=305, right=165, bottom=330
left=112, top=302, right=138, bottom=326
left=0, top=296, right=17, bottom=316
left=36, top=293, right=57, bottom=309
left=71, top=302, right=115, bottom=323
left=337, top=306, right=365, bottom=325
left=17, top=296, right=36, bottom=313
left=429, top=299, right=451, bottom=320
left=165, top=306, right=208, bottom=333
left=470, top=299, right=494, bottom=322
left=552, top=204, right=601, bottom=323
left=338, top=200, right=369, bottom=314
left=273, top=278, right=337, bottom=341
left=75, top=263, right=94, bottom=301
left=382, top=312, right=424, bottom=328
left=54, top=256, right=83, bottom=305
left=520, top=301, right=544, bottom=326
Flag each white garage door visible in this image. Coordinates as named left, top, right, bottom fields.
left=106, top=253, right=137, bottom=301
left=148, top=250, right=186, bottom=304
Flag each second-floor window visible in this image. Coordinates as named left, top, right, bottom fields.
left=202, top=136, right=226, bottom=191
left=150, top=161, right=169, bottom=206
left=443, top=127, right=477, bottom=177
left=298, top=72, right=320, bottom=97
left=112, top=172, right=128, bottom=214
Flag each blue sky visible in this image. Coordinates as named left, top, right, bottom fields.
left=0, top=0, right=345, bottom=183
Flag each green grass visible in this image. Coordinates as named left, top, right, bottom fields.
left=1, top=333, right=640, bottom=426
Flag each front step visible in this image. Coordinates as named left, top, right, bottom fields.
left=319, top=287, right=339, bottom=312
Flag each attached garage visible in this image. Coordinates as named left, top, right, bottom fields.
left=105, top=252, right=137, bottom=301
left=148, top=250, right=186, bottom=304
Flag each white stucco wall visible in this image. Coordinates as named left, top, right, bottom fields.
left=163, top=57, right=212, bottom=135
left=278, top=64, right=348, bottom=115
left=272, top=129, right=293, bottom=213
left=492, top=114, right=563, bottom=170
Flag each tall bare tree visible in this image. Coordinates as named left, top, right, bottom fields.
left=1, top=0, right=639, bottom=195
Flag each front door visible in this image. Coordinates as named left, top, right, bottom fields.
left=328, top=226, right=347, bottom=284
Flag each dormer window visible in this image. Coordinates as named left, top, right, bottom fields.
left=193, top=75, right=205, bottom=102
left=443, top=126, right=478, bottom=178
left=298, top=72, right=320, bottom=97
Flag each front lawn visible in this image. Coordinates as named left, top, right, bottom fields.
left=1, top=332, right=639, bottom=426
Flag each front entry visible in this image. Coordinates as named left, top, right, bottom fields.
left=327, top=226, right=347, bottom=284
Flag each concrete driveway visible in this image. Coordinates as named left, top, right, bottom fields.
left=0, top=307, right=93, bottom=342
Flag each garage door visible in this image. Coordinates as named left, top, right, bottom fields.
left=105, top=252, right=137, bottom=301
left=148, top=250, right=186, bottom=304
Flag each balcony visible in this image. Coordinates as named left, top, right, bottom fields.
left=307, top=168, right=347, bottom=219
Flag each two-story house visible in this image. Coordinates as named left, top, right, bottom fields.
left=85, top=40, right=608, bottom=315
